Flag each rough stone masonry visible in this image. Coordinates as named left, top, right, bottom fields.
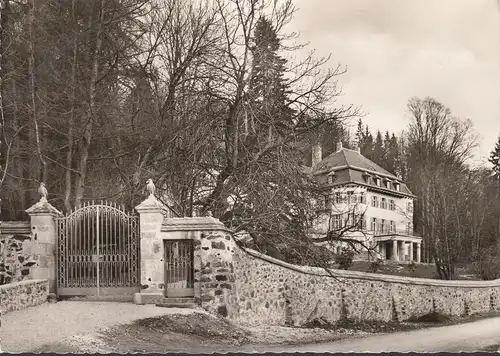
left=194, top=222, right=500, bottom=326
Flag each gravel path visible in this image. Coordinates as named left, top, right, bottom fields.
left=1, top=301, right=203, bottom=352
left=262, top=316, right=500, bottom=353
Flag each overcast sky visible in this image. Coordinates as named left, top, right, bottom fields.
left=288, top=0, right=500, bottom=165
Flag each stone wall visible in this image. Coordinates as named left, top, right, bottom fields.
left=197, top=227, right=500, bottom=326
left=195, top=229, right=237, bottom=319
left=0, top=222, right=39, bottom=285
left=0, top=279, right=49, bottom=314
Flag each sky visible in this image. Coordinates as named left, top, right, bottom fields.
left=287, top=0, right=500, bottom=166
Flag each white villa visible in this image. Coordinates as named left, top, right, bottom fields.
left=309, top=142, right=422, bottom=262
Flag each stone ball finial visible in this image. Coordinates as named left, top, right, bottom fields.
left=146, top=178, right=155, bottom=196
left=38, top=182, right=48, bottom=201
left=206, top=210, right=213, bottom=217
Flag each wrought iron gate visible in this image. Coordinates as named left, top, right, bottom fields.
left=164, top=240, right=194, bottom=297
left=56, top=201, right=140, bottom=296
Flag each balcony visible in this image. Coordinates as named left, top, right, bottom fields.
left=373, top=228, right=421, bottom=238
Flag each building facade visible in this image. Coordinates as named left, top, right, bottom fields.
left=310, top=142, right=422, bottom=262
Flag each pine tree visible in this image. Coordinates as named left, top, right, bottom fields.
left=384, top=133, right=399, bottom=175
left=489, top=134, right=500, bottom=181
left=355, top=118, right=364, bottom=148
left=373, top=130, right=385, bottom=166
left=249, top=16, right=292, bottom=137
left=363, top=126, right=374, bottom=158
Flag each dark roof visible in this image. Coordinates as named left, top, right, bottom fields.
left=315, top=148, right=394, bottom=177
left=313, top=148, right=415, bottom=197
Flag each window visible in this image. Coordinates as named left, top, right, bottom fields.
left=332, top=214, right=342, bottom=230
left=362, top=217, right=367, bottom=230
left=324, top=195, right=331, bottom=208
left=371, top=196, right=379, bottom=208
left=406, top=222, right=413, bottom=235
left=360, top=192, right=366, bottom=204
left=347, top=191, right=354, bottom=204
left=381, top=198, right=387, bottom=209
left=375, top=178, right=381, bottom=186
left=381, top=219, right=386, bottom=233
left=335, top=192, right=341, bottom=204
left=389, top=199, right=395, bottom=211
left=395, top=183, right=400, bottom=192
left=327, top=174, right=334, bottom=184
left=371, top=217, right=377, bottom=231
left=407, top=202, right=413, bottom=214
left=385, top=180, right=391, bottom=189
left=390, top=220, right=395, bottom=232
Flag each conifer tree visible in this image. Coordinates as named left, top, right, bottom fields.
left=373, top=130, right=385, bottom=166
left=489, top=134, right=500, bottom=181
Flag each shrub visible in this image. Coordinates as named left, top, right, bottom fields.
left=369, top=258, right=383, bottom=273
left=471, top=247, right=500, bottom=280
left=335, top=248, right=355, bottom=270
left=407, top=260, right=417, bottom=273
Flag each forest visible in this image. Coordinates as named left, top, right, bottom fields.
left=0, top=0, right=499, bottom=279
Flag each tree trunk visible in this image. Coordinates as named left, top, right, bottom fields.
left=64, top=0, right=78, bottom=212
left=74, top=0, right=104, bottom=209
left=28, top=0, right=47, bottom=183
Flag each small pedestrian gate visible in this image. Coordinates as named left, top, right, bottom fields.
left=164, top=240, right=194, bottom=297
left=56, top=201, right=140, bottom=296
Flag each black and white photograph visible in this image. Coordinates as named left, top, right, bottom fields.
left=0, top=0, right=500, bottom=353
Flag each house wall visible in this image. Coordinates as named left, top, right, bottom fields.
left=364, top=191, right=413, bottom=232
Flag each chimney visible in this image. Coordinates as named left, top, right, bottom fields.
left=336, top=141, right=343, bottom=151
left=311, top=143, right=322, bottom=167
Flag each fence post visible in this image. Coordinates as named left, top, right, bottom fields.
left=25, top=197, right=62, bottom=294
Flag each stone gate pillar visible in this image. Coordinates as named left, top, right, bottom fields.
left=25, top=197, right=62, bottom=294
left=134, top=194, right=166, bottom=304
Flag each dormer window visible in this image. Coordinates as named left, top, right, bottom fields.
left=327, top=173, right=335, bottom=184
left=395, top=183, right=400, bottom=192
left=375, top=177, right=381, bottom=186
left=363, top=172, right=371, bottom=184
left=385, top=180, right=391, bottom=189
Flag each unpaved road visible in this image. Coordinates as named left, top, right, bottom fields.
left=0, top=301, right=203, bottom=353
left=234, top=316, right=500, bottom=353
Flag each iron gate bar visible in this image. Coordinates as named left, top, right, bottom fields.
left=56, top=200, right=140, bottom=296
left=164, top=239, right=194, bottom=298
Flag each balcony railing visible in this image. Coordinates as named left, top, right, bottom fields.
left=373, top=228, right=419, bottom=237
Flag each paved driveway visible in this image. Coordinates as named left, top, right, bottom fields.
left=1, top=301, right=201, bottom=352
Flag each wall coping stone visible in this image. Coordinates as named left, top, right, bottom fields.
left=161, top=217, right=231, bottom=232
left=0, top=221, right=31, bottom=235
left=242, top=247, right=500, bottom=288
left=0, top=279, right=48, bottom=290
left=25, top=198, right=62, bottom=216
left=135, top=195, right=165, bottom=212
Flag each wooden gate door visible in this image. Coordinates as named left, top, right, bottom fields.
left=56, top=201, right=140, bottom=296
left=164, top=240, right=194, bottom=297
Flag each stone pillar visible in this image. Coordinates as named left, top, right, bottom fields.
left=392, top=240, right=398, bottom=261
left=25, top=197, right=62, bottom=294
left=133, top=195, right=166, bottom=305
left=416, top=243, right=421, bottom=263
left=409, top=242, right=414, bottom=261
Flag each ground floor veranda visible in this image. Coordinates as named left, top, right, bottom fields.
left=373, top=235, right=422, bottom=262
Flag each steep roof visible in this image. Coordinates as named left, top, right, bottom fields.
left=313, top=148, right=415, bottom=197
left=315, top=148, right=394, bottom=177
